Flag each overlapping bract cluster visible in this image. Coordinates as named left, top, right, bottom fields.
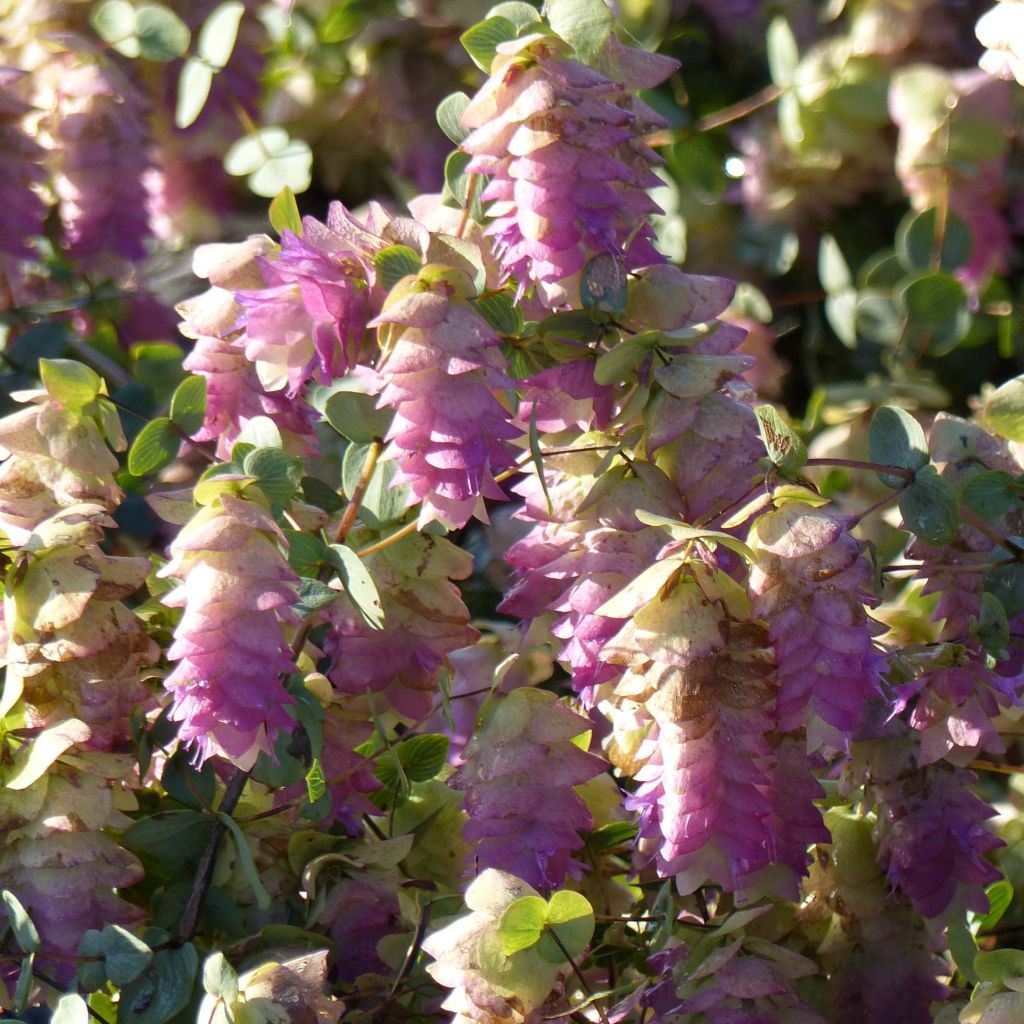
left=844, top=733, right=1001, bottom=922
left=423, top=870, right=567, bottom=1024
left=325, top=531, right=477, bottom=722
left=2, top=506, right=155, bottom=750
left=372, top=265, right=518, bottom=528
left=43, top=49, right=152, bottom=275
left=0, top=379, right=123, bottom=546
left=460, top=33, right=676, bottom=306
left=749, top=503, right=883, bottom=753
left=801, top=809, right=949, bottom=1024
left=450, top=688, right=606, bottom=891
left=0, top=766, right=144, bottom=985
left=236, top=202, right=385, bottom=395
left=179, top=237, right=318, bottom=457
left=158, top=489, right=300, bottom=768
left=601, top=566, right=788, bottom=895
left=903, top=415, right=1024, bottom=763
left=0, top=68, right=46, bottom=303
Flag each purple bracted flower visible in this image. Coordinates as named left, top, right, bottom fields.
left=236, top=202, right=388, bottom=395
left=179, top=237, right=319, bottom=457
left=325, top=531, right=478, bottom=721
left=158, top=490, right=300, bottom=768
left=460, top=33, right=677, bottom=306
left=450, top=687, right=606, bottom=891
left=0, top=69, right=47, bottom=303
left=45, top=51, right=152, bottom=275
left=371, top=264, right=519, bottom=529
left=749, top=503, right=884, bottom=753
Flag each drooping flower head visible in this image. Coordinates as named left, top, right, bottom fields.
left=371, top=263, right=519, bottom=529
left=158, top=484, right=300, bottom=768
left=236, top=202, right=388, bottom=395
left=450, top=687, right=606, bottom=891
left=460, top=32, right=677, bottom=306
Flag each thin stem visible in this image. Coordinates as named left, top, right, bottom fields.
left=387, top=901, right=433, bottom=1001
left=697, top=84, right=783, bottom=132
left=177, top=767, right=250, bottom=942
left=335, top=440, right=385, bottom=545
left=357, top=519, right=418, bottom=558
left=33, top=967, right=112, bottom=1023
left=881, top=558, right=1016, bottom=574
left=547, top=929, right=612, bottom=1024
left=803, top=457, right=916, bottom=482
left=960, top=506, right=1024, bottom=560
left=64, top=334, right=132, bottom=389
left=848, top=485, right=905, bottom=528
left=456, top=174, right=480, bottom=239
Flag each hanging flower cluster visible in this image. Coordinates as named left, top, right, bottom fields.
left=157, top=486, right=300, bottom=768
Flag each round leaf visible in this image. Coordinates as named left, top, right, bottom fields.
left=39, top=358, right=102, bottom=410
left=176, top=58, right=214, bottom=129
left=242, top=446, right=303, bottom=504
left=100, top=924, right=152, bottom=986
left=459, top=16, right=517, bottom=73
left=135, top=3, right=191, bottom=61
left=986, top=375, right=1024, bottom=442
left=327, top=543, right=385, bottom=629
left=898, top=465, right=960, bottom=546
left=197, top=0, right=244, bottom=68
left=169, top=374, right=207, bottom=436
left=896, top=207, right=972, bottom=273
left=128, top=417, right=180, bottom=476
left=538, top=890, right=595, bottom=964
left=436, top=92, right=471, bottom=145
left=119, top=942, right=198, bottom=1024
left=498, top=895, right=548, bottom=956
left=249, top=138, right=313, bottom=198
left=868, top=406, right=928, bottom=488
left=899, top=271, right=966, bottom=329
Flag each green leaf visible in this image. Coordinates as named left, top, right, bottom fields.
left=161, top=749, right=217, bottom=811
left=962, top=470, right=1019, bottom=522
left=978, top=879, right=1014, bottom=933
left=436, top=92, right=471, bottom=145
left=39, top=358, right=102, bottom=410
left=547, top=0, right=614, bottom=63
left=243, top=446, right=303, bottom=504
left=135, top=3, right=191, bottom=61
left=99, top=925, right=152, bottom=986
left=123, top=810, right=215, bottom=864
left=51, top=994, right=89, bottom=1024
left=985, top=557, right=1024, bottom=620
left=498, top=895, right=548, bottom=956
left=77, top=931, right=108, bottom=991
left=197, top=0, right=244, bottom=68
left=327, top=543, right=384, bottom=629
left=399, top=733, right=449, bottom=782
left=854, top=291, right=903, bottom=346
left=294, top=577, right=339, bottom=617
left=654, top=354, right=750, bottom=399
left=131, top=341, right=185, bottom=392
left=375, top=245, right=422, bottom=290
left=285, top=530, right=326, bottom=576
left=580, top=254, right=628, bottom=315
left=1, top=891, right=40, bottom=953
left=128, top=417, right=180, bottom=476
left=224, top=129, right=312, bottom=198
left=91, top=0, right=139, bottom=56
left=488, top=2, right=542, bottom=28
left=947, top=919, right=979, bottom=984
left=898, top=465, right=960, bottom=546
left=13, top=952, right=33, bottom=1015
left=305, top=756, right=327, bottom=803
left=217, top=813, right=272, bottom=911
left=825, top=290, right=857, bottom=347
left=755, top=405, right=807, bottom=474
left=175, top=58, right=214, bottom=129
left=594, top=336, right=650, bottom=387
left=442, top=151, right=484, bottom=222
left=818, top=235, right=852, bottom=294
left=341, top=443, right=408, bottom=527
left=975, top=948, right=1024, bottom=984
left=539, top=890, right=594, bottom=964
left=900, top=270, right=966, bottom=327
left=169, top=375, right=207, bottom=436
left=986, top=375, right=1024, bottom=442
left=202, top=951, right=239, bottom=1002
left=474, top=291, right=525, bottom=336
left=895, top=207, right=972, bottom=273
left=767, top=16, right=799, bottom=86
left=119, top=942, right=198, bottom=1024
left=585, top=821, right=638, bottom=852
left=973, top=591, right=1009, bottom=657
left=529, top=403, right=554, bottom=517
left=868, top=406, right=929, bottom=488
left=300, top=475, right=343, bottom=514
left=460, top=16, right=517, bottom=72
left=269, top=185, right=302, bottom=237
